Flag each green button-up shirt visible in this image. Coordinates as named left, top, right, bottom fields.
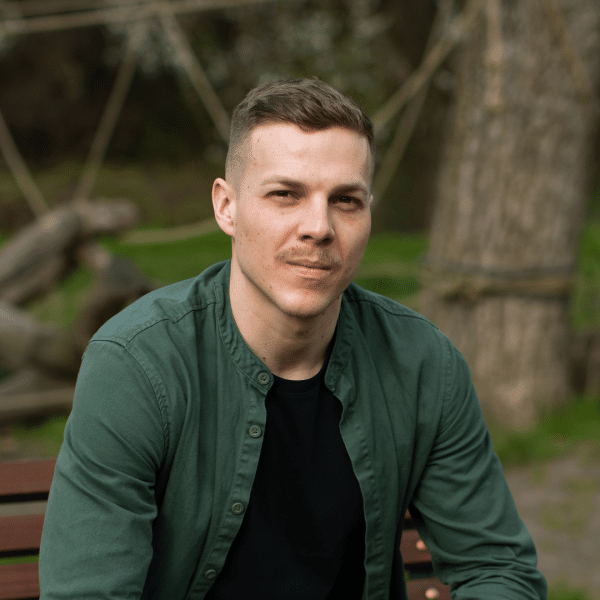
left=39, top=261, right=547, bottom=599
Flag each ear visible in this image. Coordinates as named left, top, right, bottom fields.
left=212, top=178, right=236, bottom=237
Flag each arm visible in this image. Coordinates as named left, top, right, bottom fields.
left=39, top=340, right=167, bottom=599
left=409, top=336, right=547, bottom=599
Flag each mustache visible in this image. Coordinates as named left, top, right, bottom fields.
left=276, top=248, right=342, bottom=268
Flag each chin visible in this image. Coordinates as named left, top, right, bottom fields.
left=275, top=290, right=341, bottom=320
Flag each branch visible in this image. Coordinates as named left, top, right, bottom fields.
left=158, top=4, right=230, bottom=142
left=542, top=0, right=599, bottom=117
left=3, top=0, right=143, bottom=17
left=372, top=86, right=427, bottom=207
left=372, top=0, right=483, bottom=134
left=72, top=19, right=147, bottom=203
left=121, top=218, right=220, bottom=245
left=372, top=0, right=454, bottom=205
left=0, top=0, right=278, bottom=36
left=0, top=108, right=48, bottom=218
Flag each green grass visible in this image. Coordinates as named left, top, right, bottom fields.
left=0, top=160, right=218, bottom=229
left=3, top=229, right=427, bottom=456
left=548, top=582, right=593, bottom=600
left=19, top=229, right=427, bottom=327
left=0, top=556, right=38, bottom=566
left=12, top=415, right=69, bottom=458
left=2, top=208, right=600, bottom=467
left=490, top=395, right=600, bottom=468
left=573, top=221, right=600, bottom=330
left=100, top=229, right=232, bottom=286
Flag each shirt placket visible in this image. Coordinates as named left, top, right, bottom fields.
left=185, top=371, right=271, bottom=599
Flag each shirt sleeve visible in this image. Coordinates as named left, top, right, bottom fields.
left=408, top=335, right=548, bottom=600
left=39, top=339, right=167, bottom=599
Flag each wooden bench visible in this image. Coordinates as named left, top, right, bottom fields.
left=402, top=510, right=451, bottom=600
left=0, top=459, right=55, bottom=600
left=0, top=459, right=450, bottom=600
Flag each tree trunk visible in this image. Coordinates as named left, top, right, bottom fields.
left=420, top=0, right=600, bottom=429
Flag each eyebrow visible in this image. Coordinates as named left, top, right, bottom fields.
left=260, top=177, right=370, bottom=197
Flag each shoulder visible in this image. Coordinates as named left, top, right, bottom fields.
left=91, top=260, right=229, bottom=347
left=342, top=282, right=448, bottom=352
left=340, top=282, right=471, bottom=397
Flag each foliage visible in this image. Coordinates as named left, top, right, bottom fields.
left=572, top=221, right=600, bottom=330
left=0, top=0, right=422, bottom=165
left=0, top=1, right=444, bottom=230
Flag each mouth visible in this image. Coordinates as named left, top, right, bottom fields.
left=287, top=260, right=333, bottom=270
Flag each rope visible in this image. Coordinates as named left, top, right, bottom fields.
left=3, top=0, right=144, bottom=17
left=541, top=0, right=599, bottom=118
left=0, top=107, right=48, bottom=217
left=71, top=18, right=147, bottom=203
left=0, top=0, right=277, bottom=36
left=421, top=258, right=576, bottom=301
left=121, top=217, right=219, bottom=245
left=372, top=0, right=482, bottom=134
left=158, top=5, right=230, bottom=143
left=422, top=258, right=576, bottom=278
left=372, top=0, right=453, bottom=205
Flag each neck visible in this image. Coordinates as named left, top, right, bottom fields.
left=228, top=270, right=339, bottom=381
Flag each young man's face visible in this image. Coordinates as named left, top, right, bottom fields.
left=213, top=122, right=372, bottom=321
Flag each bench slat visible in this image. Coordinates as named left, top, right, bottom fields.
left=0, top=515, right=44, bottom=555
left=0, top=460, right=55, bottom=499
left=0, top=562, right=40, bottom=600
left=401, top=529, right=433, bottom=565
left=0, top=459, right=451, bottom=600
left=406, top=576, right=451, bottom=600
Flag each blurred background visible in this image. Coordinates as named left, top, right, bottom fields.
left=0, top=0, right=599, bottom=596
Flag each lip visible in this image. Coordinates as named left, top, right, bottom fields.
left=287, top=260, right=333, bottom=270
left=284, top=260, right=336, bottom=281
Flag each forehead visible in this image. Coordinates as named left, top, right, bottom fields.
left=244, top=123, right=372, bottom=176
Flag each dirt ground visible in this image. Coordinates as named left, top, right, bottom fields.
left=505, top=445, right=600, bottom=598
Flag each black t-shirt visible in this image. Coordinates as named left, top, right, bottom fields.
left=205, top=357, right=366, bottom=599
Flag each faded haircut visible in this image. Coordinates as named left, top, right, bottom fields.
left=225, top=78, right=375, bottom=179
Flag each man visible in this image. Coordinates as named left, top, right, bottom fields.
left=39, top=78, right=547, bottom=599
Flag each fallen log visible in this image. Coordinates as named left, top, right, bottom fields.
left=0, top=200, right=161, bottom=422
left=0, top=367, right=75, bottom=424
left=0, top=200, right=140, bottom=306
left=0, top=300, right=80, bottom=376
left=73, top=253, right=157, bottom=352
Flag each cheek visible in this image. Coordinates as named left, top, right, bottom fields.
left=237, top=215, right=282, bottom=256
left=347, top=222, right=371, bottom=258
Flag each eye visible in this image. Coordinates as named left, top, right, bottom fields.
left=333, top=195, right=361, bottom=209
left=268, top=190, right=293, bottom=198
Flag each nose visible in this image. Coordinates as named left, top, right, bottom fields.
left=298, top=196, right=334, bottom=244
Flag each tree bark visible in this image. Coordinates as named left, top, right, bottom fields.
left=420, top=0, right=600, bottom=429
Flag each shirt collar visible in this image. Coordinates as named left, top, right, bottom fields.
left=212, top=260, right=356, bottom=394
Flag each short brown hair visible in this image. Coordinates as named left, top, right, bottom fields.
left=225, top=78, right=375, bottom=177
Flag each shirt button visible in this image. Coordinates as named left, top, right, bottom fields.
left=257, top=372, right=270, bottom=385
left=205, top=569, right=217, bottom=580
left=231, top=502, right=245, bottom=515
left=248, top=425, right=262, bottom=438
